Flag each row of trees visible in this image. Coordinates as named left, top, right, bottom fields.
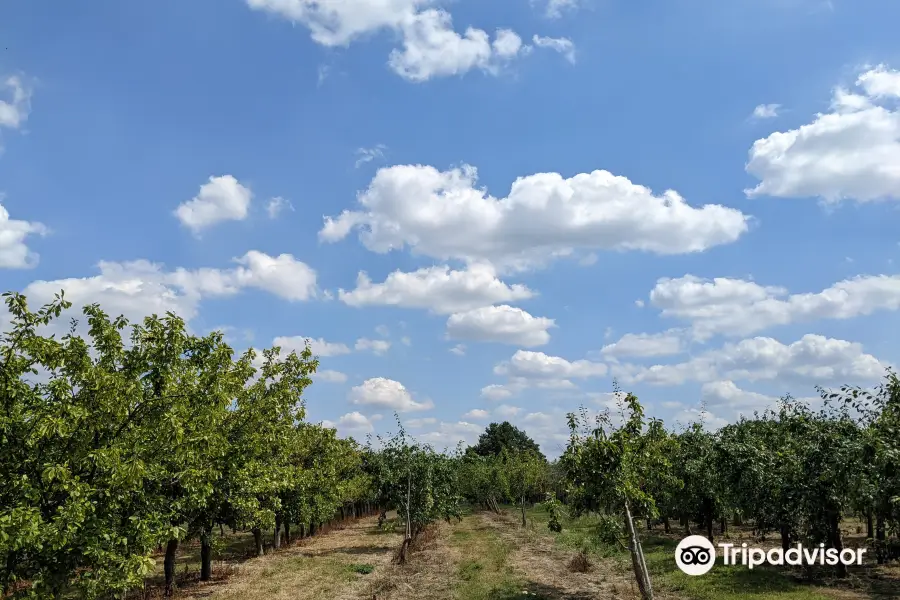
left=3, top=294, right=898, bottom=600
left=559, top=381, right=900, bottom=598
left=0, top=294, right=463, bottom=599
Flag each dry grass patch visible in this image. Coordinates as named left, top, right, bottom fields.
left=166, top=516, right=403, bottom=600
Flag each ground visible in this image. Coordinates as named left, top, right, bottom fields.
left=136, top=509, right=900, bottom=600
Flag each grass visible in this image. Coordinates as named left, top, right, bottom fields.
left=349, top=563, right=375, bottom=575
left=521, top=506, right=856, bottom=600
left=448, top=514, right=541, bottom=600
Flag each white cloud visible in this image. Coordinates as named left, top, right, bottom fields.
left=274, top=336, right=352, bottom=357
left=246, top=0, right=423, bottom=47
left=375, top=324, right=390, bottom=337
left=247, top=1, right=534, bottom=82
left=348, top=377, right=434, bottom=412
left=355, top=145, right=387, bottom=168
left=316, top=369, right=349, bottom=383
left=338, top=263, right=534, bottom=314
left=401, top=335, right=412, bottom=346
left=0, top=75, right=31, bottom=130
left=226, top=251, right=318, bottom=301
left=266, top=196, right=293, bottom=219
left=495, top=349, right=607, bottom=380
left=480, top=384, right=514, bottom=401
left=599, top=330, right=684, bottom=358
left=532, top=35, right=575, bottom=64
left=389, top=12, right=527, bottom=82
left=650, top=273, right=900, bottom=340
left=321, top=164, right=749, bottom=272
left=174, top=175, right=253, bottom=234
left=700, top=380, right=782, bottom=413
left=417, top=420, right=482, bottom=448
left=405, top=417, right=438, bottom=428
left=446, top=305, right=554, bottom=347
left=355, top=337, right=392, bottom=355
left=751, top=103, right=780, bottom=119
left=449, top=344, right=466, bottom=356
left=746, top=64, right=900, bottom=202
left=671, top=407, right=729, bottom=431
left=620, top=334, right=889, bottom=387
left=462, top=409, right=489, bottom=419
left=17, top=251, right=318, bottom=333
left=543, top=0, right=578, bottom=18
left=0, top=202, right=47, bottom=268
left=323, top=411, right=377, bottom=435
left=494, top=404, right=521, bottom=418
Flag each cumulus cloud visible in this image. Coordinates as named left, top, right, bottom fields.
left=322, top=411, right=377, bottom=435
left=389, top=12, right=528, bottom=81
left=462, top=408, right=489, bottom=419
left=543, top=0, right=578, bottom=18
left=355, top=337, right=391, bottom=355
left=618, top=334, right=889, bottom=387
left=348, top=377, right=434, bottom=412
left=266, top=196, right=293, bottom=219
left=174, top=175, right=253, bottom=234
left=649, top=273, right=900, bottom=340
left=446, top=305, right=555, bottom=346
left=316, top=369, right=349, bottom=383
left=320, top=164, right=749, bottom=272
left=751, top=103, right=780, bottom=119
left=494, top=350, right=607, bottom=380
left=15, top=251, right=317, bottom=334
left=338, top=263, right=534, bottom=314
left=246, top=0, right=548, bottom=82
left=405, top=417, right=438, bottom=428
left=480, top=384, right=514, bottom=401
left=494, top=404, right=521, bottom=418
left=416, top=420, right=482, bottom=448
left=274, top=336, right=351, bottom=357
left=0, top=75, right=31, bottom=131
left=699, top=380, right=788, bottom=414
left=746, top=64, right=900, bottom=202
left=532, top=35, right=575, bottom=64
left=450, top=344, right=466, bottom=356
left=0, top=202, right=47, bottom=268
left=599, top=330, right=685, bottom=358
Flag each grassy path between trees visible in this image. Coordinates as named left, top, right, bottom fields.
left=147, top=508, right=898, bottom=600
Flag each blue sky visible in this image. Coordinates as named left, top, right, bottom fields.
left=3, top=0, right=900, bottom=456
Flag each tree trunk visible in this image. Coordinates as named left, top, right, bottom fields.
left=663, top=516, right=670, bottom=534
left=220, top=523, right=225, bottom=537
left=682, top=516, right=692, bottom=535
left=521, top=496, right=527, bottom=527
left=200, top=525, right=213, bottom=582
left=274, top=514, right=282, bottom=550
left=866, top=512, right=874, bottom=539
left=876, top=516, right=886, bottom=541
left=252, top=528, right=265, bottom=557
left=309, top=521, right=316, bottom=537
left=284, top=520, right=291, bottom=545
left=780, top=523, right=791, bottom=552
left=829, top=512, right=847, bottom=577
left=720, top=518, right=727, bottom=535
left=646, top=518, right=652, bottom=531
left=164, top=538, right=179, bottom=597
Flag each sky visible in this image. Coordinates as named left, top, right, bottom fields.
left=2, top=0, right=900, bottom=457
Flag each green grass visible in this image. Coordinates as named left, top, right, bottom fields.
left=522, top=506, right=839, bottom=600
left=349, top=563, right=375, bottom=575
left=448, top=514, right=551, bottom=600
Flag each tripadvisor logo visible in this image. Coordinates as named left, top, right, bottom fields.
left=675, top=535, right=867, bottom=576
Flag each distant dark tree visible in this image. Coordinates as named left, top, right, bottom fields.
left=468, top=422, right=545, bottom=461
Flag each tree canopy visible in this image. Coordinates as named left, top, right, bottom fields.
left=466, top=421, right=545, bottom=460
